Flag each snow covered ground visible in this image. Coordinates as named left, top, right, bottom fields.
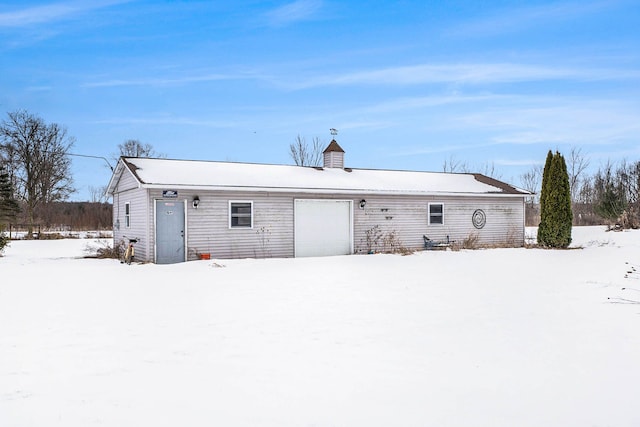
left=1, top=226, right=639, bottom=427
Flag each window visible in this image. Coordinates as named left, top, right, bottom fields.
left=125, top=202, right=131, bottom=228
left=229, top=201, right=253, bottom=228
left=428, top=203, right=443, bottom=225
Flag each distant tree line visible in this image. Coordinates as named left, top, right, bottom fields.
left=6, top=200, right=112, bottom=232
left=0, top=110, right=74, bottom=235
left=519, top=147, right=640, bottom=229
left=0, top=109, right=165, bottom=236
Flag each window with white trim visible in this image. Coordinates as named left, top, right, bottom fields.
left=229, top=201, right=253, bottom=228
left=125, top=202, right=131, bottom=228
left=428, top=203, right=444, bottom=225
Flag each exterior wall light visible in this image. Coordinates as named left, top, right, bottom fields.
left=192, top=196, right=200, bottom=209
left=359, top=199, right=366, bottom=209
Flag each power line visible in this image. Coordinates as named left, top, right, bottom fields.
left=68, top=152, right=113, bottom=171
left=43, top=151, right=113, bottom=171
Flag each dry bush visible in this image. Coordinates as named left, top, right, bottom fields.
left=362, top=226, right=413, bottom=255
left=84, top=240, right=121, bottom=259
left=84, top=231, right=113, bottom=239
left=503, top=228, right=522, bottom=248
left=38, top=232, right=65, bottom=240
left=0, top=235, right=9, bottom=255
left=382, top=230, right=413, bottom=255
left=451, top=233, right=480, bottom=250
left=451, top=229, right=528, bottom=250
left=363, top=225, right=383, bottom=254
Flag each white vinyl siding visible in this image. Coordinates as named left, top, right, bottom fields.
left=164, top=192, right=294, bottom=260
left=141, top=190, right=524, bottom=261
left=353, top=196, right=525, bottom=253
left=229, top=201, right=253, bottom=229
left=112, top=169, right=150, bottom=262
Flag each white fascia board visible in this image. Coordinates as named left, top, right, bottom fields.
left=141, top=183, right=527, bottom=198
left=105, top=161, right=125, bottom=195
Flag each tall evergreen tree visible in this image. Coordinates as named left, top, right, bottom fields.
left=537, top=151, right=573, bottom=248
left=537, top=150, right=554, bottom=245
left=0, top=168, right=19, bottom=225
left=0, top=168, right=19, bottom=253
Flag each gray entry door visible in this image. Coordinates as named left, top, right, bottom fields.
left=155, top=200, right=185, bottom=264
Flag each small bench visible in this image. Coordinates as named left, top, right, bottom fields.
left=423, top=235, right=452, bottom=250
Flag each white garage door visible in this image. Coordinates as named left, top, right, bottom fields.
left=295, top=199, right=352, bottom=257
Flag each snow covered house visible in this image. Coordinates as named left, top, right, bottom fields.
left=106, top=141, right=530, bottom=264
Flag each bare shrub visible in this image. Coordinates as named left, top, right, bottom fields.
left=504, top=227, right=521, bottom=248
left=0, top=235, right=9, bottom=255
left=363, top=225, right=383, bottom=253
left=382, top=230, right=412, bottom=255
left=38, top=232, right=65, bottom=240
left=461, top=233, right=480, bottom=249
left=84, top=239, right=121, bottom=259
left=362, top=226, right=412, bottom=254
left=451, top=233, right=480, bottom=251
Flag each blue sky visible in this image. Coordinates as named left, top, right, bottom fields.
left=1, top=0, right=639, bottom=201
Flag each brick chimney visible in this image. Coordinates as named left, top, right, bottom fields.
left=323, top=140, right=345, bottom=169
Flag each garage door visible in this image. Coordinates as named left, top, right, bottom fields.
left=295, top=199, right=352, bottom=257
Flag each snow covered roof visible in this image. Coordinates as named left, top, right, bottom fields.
left=107, top=157, right=530, bottom=197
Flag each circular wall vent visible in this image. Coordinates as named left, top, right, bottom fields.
left=472, top=209, right=486, bottom=229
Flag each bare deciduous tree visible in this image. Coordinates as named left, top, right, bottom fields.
left=519, top=165, right=543, bottom=200
left=519, top=164, right=543, bottom=226
left=477, top=161, right=502, bottom=180
left=89, top=185, right=109, bottom=203
left=442, top=155, right=469, bottom=173
left=0, top=110, right=74, bottom=236
left=289, top=135, right=323, bottom=167
left=442, top=155, right=502, bottom=179
left=567, top=147, right=590, bottom=202
left=118, top=139, right=163, bottom=158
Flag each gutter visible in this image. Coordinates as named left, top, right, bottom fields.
left=138, top=183, right=529, bottom=198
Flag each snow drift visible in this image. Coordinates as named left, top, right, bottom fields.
left=1, top=226, right=639, bottom=427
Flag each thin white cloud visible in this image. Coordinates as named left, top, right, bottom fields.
left=26, top=85, right=54, bottom=92
left=91, top=116, right=240, bottom=128
left=357, top=93, right=512, bottom=115
left=494, top=158, right=545, bottom=167
left=345, top=93, right=640, bottom=166
left=264, top=0, right=322, bottom=27
left=459, top=101, right=640, bottom=149
left=447, top=0, right=617, bottom=38
left=279, top=62, right=640, bottom=89
left=82, top=72, right=254, bottom=88
left=0, top=0, right=129, bottom=28
left=82, top=75, right=232, bottom=88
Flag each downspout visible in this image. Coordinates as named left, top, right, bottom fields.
left=522, top=197, right=526, bottom=246
left=146, top=188, right=151, bottom=263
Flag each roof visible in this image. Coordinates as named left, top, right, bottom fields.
left=107, top=157, right=530, bottom=197
left=323, top=140, right=345, bottom=153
